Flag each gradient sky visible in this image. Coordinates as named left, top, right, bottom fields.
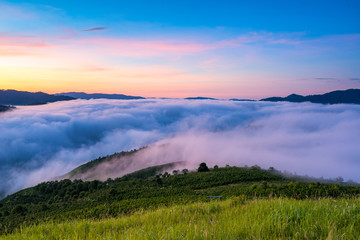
left=0, top=0, right=359, bottom=98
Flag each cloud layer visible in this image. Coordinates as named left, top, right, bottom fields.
left=1, top=99, right=360, bottom=197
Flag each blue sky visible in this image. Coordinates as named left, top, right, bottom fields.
left=7, top=0, right=359, bottom=34
left=0, top=0, right=359, bottom=98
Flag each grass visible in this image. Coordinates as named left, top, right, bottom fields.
left=4, top=165, right=359, bottom=235
left=2, top=197, right=359, bottom=240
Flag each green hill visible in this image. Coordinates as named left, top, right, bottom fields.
left=61, top=147, right=187, bottom=181
left=1, top=163, right=360, bottom=236
left=61, top=148, right=144, bottom=180
left=121, top=162, right=184, bottom=180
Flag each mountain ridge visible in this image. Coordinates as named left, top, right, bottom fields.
left=0, top=90, right=75, bottom=105
left=261, top=89, right=360, bottom=104
left=184, top=97, right=218, bottom=100
left=60, top=147, right=188, bottom=181
left=0, top=104, right=15, bottom=112
left=56, top=92, right=145, bottom=100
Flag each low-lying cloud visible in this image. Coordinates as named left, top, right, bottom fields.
left=1, top=99, right=360, bottom=198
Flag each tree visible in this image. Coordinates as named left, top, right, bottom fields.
left=250, top=165, right=261, bottom=170
left=197, top=162, right=209, bottom=172
left=335, top=176, right=344, bottom=183
left=155, top=175, right=163, bottom=185
left=109, top=189, right=118, bottom=196
left=213, top=165, right=219, bottom=171
left=181, top=169, right=189, bottom=175
left=162, top=172, right=170, bottom=178
left=12, top=205, right=26, bottom=215
left=268, top=167, right=276, bottom=173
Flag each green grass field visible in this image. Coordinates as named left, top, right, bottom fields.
left=1, top=165, right=360, bottom=237
left=2, top=197, right=359, bottom=240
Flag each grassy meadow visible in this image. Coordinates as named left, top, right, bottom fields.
left=2, top=197, right=359, bottom=240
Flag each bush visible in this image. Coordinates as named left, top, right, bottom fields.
left=12, top=205, right=26, bottom=215
left=198, top=162, right=209, bottom=172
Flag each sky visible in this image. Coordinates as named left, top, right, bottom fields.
left=0, top=0, right=360, bottom=98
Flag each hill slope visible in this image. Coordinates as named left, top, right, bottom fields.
left=261, top=89, right=360, bottom=104
left=61, top=147, right=186, bottom=181
left=1, top=164, right=360, bottom=235
left=0, top=90, right=74, bottom=105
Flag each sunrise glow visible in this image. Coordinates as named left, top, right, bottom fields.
left=0, top=1, right=359, bottom=98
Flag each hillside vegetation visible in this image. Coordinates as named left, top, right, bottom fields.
left=62, top=148, right=143, bottom=180
left=2, top=198, right=360, bottom=239
left=1, top=164, right=360, bottom=236
left=61, top=147, right=186, bottom=181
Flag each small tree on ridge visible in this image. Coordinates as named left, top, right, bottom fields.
left=197, top=162, right=209, bottom=172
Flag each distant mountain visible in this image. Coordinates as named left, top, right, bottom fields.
left=0, top=90, right=75, bottom=105
left=185, top=97, right=218, bottom=100
left=229, top=98, right=254, bottom=102
left=0, top=105, right=15, bottom=112
left=57, top=92, right=145, bottom=100
left=261, top=89, right=360, bottom=104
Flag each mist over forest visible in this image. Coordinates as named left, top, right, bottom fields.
left=1, top=99, right=360, bottom=198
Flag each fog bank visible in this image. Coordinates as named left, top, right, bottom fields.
left=1, top=99, right=359, bottom=197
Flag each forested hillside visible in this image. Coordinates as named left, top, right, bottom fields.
left=1, top=164, right=360, bottom=235
left=62, top=148, right=144, bottom=180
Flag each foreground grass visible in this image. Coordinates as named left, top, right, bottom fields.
left=2, top=198, right=359, bottom=240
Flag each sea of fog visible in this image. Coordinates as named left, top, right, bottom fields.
left=1, top=99, right=360, bottom=198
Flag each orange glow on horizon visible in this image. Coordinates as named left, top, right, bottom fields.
left=1, top=30, right=359, bottom=99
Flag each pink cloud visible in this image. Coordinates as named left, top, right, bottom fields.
left=77, top=34, right=273, bottom=58
left=98, top=32, right=306, bottom=58
left=78, top=38, right=212, bottom=57
left=0, top=35, right=58, bottom=57
left=0, top=30, right=309, bottom=60
left=72, top=32, right=303, bottom=59
left=0, top=35, right=51, bottom=47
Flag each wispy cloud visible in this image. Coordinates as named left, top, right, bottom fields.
left=82, top=27, right=107, bottom=32
left=0, top=35, right=56, bottom=57
left=314, top=78, right=338, bottom=81
left=0, top=35, right=47, bottom=46
left=78, top=37, right=212, bottom=57
left=0, top=28, right=357, bottom=59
